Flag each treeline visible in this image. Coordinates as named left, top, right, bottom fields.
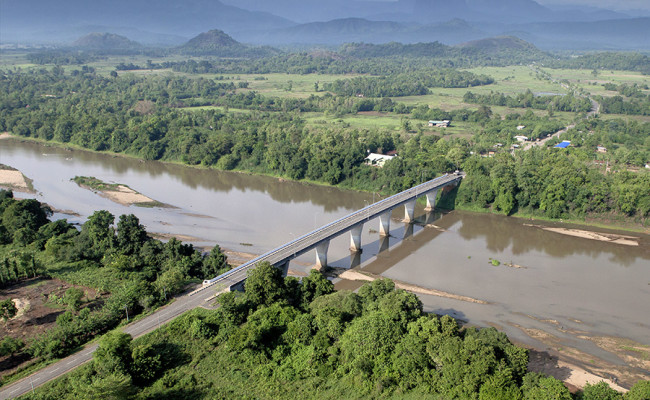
left=463, top=90, right=592, bottom=113
left=26, top=51, right=98, bottom=65
left=0, top=191, right=229, bottom=363
left=324, top=70, right=494, bottom=97
left=457, top=147, right=650, bottom=218
left=1, top=68, right=648, bottom=221
left=554, top=52, right=650, bottom=75
left=23, top=264, right=650, bottom=399
left=598, top=95, right=650, bottom=115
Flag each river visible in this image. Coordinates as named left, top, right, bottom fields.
left=2, top=138, right=649, bottom=382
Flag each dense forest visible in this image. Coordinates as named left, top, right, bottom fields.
left=596, top=84, right=650, bottom=116
left=323, top=70, right=494, bottom=97
left=17, top=261, right=650, bottom=399
left=1, top=68, right=648, bottom=222
left=462, top=90, right=593, bottom=113
left=0, top=191, right=229, bottom=368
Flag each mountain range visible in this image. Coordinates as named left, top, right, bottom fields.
left=1, top=0, right=648, bottom=50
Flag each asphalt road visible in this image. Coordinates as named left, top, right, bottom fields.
left=0, top=284, right=222, bottom=400
left=1, top=174, right=461, bottom=399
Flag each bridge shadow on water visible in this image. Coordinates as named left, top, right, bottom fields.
left=325, top=209, right=451, bottom=278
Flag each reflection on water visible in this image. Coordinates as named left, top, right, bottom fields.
left=3, top=138, right=650, bottom=368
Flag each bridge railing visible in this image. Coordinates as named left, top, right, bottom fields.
left=201, top=173, right=460, bottom=288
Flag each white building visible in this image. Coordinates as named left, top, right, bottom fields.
left=364, top=153, right=395, bottom=167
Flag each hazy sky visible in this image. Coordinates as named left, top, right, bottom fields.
left=537, top=0, right=650, bottom=10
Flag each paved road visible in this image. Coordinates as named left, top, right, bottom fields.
left=0, top=174, right=461, bottom=399
left=0, top=284, right=223, bottom=400
left=522, top=65, right=600, bottom=152
left=198, top=173, right=462, bottom=294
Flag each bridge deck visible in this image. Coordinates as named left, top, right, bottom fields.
left=198, top=173, right=461, bottom=292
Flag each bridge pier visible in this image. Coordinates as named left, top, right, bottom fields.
left=379, top=211, right=391, bottom=236
left=349, top=224, right=363, bottom=252
left=404, top=200, right=416, bottom=223
left=315, top=241, right=330, bottom=268
left=425, top=189, right=439, bottom=211
left=276, top=260, right=290, bottom=277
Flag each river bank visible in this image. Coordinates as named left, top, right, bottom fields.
left=2, top=134, right=648, bottom=390
left=3, top=132, right=647, bottom=235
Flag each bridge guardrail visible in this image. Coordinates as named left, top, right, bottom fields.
left=195, top=173, right=461, bottom=294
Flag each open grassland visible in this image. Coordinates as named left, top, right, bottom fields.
left=241, top=72, right=358, bottom=98
left=540, top=68, right=650, bottom=97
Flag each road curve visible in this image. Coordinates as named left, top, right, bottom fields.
left=0, top=284, right=222, bottom=400
left=0, top=174, right=461, bottom=399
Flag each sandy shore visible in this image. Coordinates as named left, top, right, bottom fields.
left=99, top=185, right=154, bottom=206
left=524, top=224, right=640, bottom=246
left=0, top=132, right=12, bottom=140
left=0, top=164, right=34, bottom=193
left=338, top=270, right=488, bottom=304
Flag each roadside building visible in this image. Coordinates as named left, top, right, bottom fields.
left=364, top=153, right=395, bottom=167
left=596, top=145, right=607, bottom=153
left=428, top=120, right=450, bottom=127
left=554, top=141, right=571, bottom=149
left=514, top=135, right=529, bottom=142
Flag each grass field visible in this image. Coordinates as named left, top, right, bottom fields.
left=1, top=52, right=645, bottom=126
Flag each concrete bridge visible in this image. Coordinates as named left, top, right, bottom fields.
left=199, top=173, right=462, bottom=293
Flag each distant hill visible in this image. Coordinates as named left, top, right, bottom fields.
left=0, top=0, right=295, bottom=45
left=179, top=29, right=280, bottom=57
left=72, top=33, right=142, bottom=50
left=340, top=42, right=453, bottom=58
left=456, top=36, right=553, bottom=63
left=457, top=36, right=540, bottom=53
left=238, top=17, right=487, bottom=46
left=241, top=18, right=407, bottom=45
left=339, top=36, right=552, bottom=65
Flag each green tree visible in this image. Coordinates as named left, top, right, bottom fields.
left=582, top=381, right=622, bottom=400
left=131, top=343, right=162, bottom=385
left=244, top=262, right=287, bottom=308
left=0, top=299, right=17, bottom=320
left=116, top=214, right=148, bottom=255
left=63, top=287, right=84, bottom=312
left=299, top=269, right=334, bottom=308
left=522, top=373, right=572, bottom=400
left=94, top=331, right=133, bottom=376
left=625, top=380, right=650, bottom=400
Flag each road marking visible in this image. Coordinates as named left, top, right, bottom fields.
left=9, top=388, right=19, bottom=394
left=66, top=360, right=75, bottom=365
left=52, top=367, right=60, bottom=372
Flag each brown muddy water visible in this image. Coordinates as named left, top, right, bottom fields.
left=2, top=138, right=649, bottom=379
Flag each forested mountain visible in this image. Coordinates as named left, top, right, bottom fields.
left=0, top=0, right=294, bottom=45
left=179, top=29, right=280, bottom=57
left=72, top=33, right=142, bottom=50
left=222, top=0, right=629, bottom=23
left=1, top=0, right=648, bottom=50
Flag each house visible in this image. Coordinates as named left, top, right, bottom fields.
left=596, top=145, right=607, bottom=153
left=428, top=120, right=450, bottom=128
left=516, top=125, right=526, bottom=131
left=554, top=141, right=571, bottom=149
left=493, top=143, right=503, bottom=148
left=514, top=135, right=529, bottom=142
left=364, top=153, right=395, bottom=167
